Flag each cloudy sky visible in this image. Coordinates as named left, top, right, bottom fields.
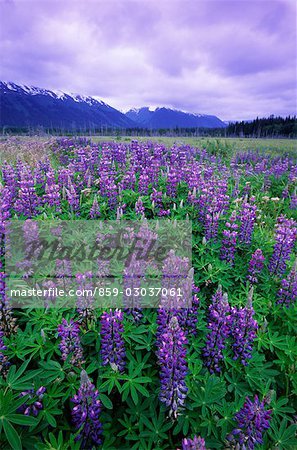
left=0, top=0, right=296, bottom=120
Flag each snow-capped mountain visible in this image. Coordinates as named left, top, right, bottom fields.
left=126, top=106, right=227, bottom=128
left=0, top=82, right=135, bottom=129
left=0, top=82, right=227, bottom=130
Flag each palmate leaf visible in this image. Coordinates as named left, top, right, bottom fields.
left=269, top=396, right=295, bottom=423
left=198, top=406, right=221, bottom=441
left=0, top=390, right=37, bottom=450
left=244, top=353, right=280, bottom=392
left=4, top=360, right=43, bottom=391
left=99, top=371, right=122, bottom=395
left=216, top=400, right=237, bottom=439
left=117, top=414, right=140, bottom=441
left=172, top=408, right=199, bottom=437
left=39, top=360, right=66, bottom=383
left=191, top=375, right=227, bottom=411
left=125, top=396, right=155, bottom=422
left=139, top=411, right=172, bottom=441
left=269, top=419, right=297, bottom=449
left=224, top=371, right=252, bottom=398
left=33, top=431, right=81, bottom=450
left=120, top=375, right=152, bottom=405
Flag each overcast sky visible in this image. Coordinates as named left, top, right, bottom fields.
left=0, top=0, right=296, bottom=120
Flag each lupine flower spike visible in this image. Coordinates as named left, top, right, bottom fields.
left=220, top=212, right=238, bottom=265
left=181, top=435, right=207, bottom=450
left=71, top=370, right=102, bottom=448
left=157, top=316, right=188, bottom=419
left=0, top=330, right=9, bottom=376
left=247, top=249, right=265, bottom=285
left=277, top=259, right=297, bottom=307
left=202, top=287, right=231, bottom=373
left=100, top=309, right=126, bottom=372
left=269, top=215, right=296, bottom=276
left=227, top=395, right=272, bottom=449
left=57, top=318, right=84, bottom=367
left=230, top=287, right=258, bottom=365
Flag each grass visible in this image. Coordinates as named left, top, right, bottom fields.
left=91, top=136, right=297, bottom=156
left=0, top=136, right=296, bottom=164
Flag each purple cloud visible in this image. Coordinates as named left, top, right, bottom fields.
left=0, top=0, right=295, bottom=120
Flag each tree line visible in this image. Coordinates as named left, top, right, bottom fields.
left=2, top=115, right=296, bottom=138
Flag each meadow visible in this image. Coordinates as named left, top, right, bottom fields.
left=0, top=136, right=296, bottom=450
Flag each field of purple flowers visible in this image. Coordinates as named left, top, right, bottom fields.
left=0, top=138, right=296, bottom=450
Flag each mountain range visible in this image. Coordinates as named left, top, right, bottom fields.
left=126, top=107, right=226, bottom=128
left=0, top=82, right=134, bottom=129
left=0, top=82, right=227, bottom=129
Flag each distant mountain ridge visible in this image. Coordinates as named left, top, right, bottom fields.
left=0, top=82, right=135, bottom=129
left=125, top=106, right=227, bottom=128
left=0, top=82, right=227, bottom=129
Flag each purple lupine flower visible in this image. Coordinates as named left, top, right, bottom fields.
left=220, top=212, right=238, bottom=265
left=135, top=197, right=145, bottom=215
left=282, top=186, right=289, bottom=199
left=181, top=435, right=207, bottom=450
left=158, top=208, right=171, bottom=217
left=156, top=308, right=176, bottom=346
left=138, top=170, right=150, bottom=195
left=156, top=316, right=188, bottom=419
left=0, top=330, right=9, bottom=376
left=230, top=287, right=258, bottom=365
left=23, top=219, right=42, bottom=260
left=150, top=188, right=163, bottom=210
left=55, top=258, right=72, bottom=292
left=167, top=167, right=179, bottom=198
left=120, top=168, right=136, bottom=191
left=268, top=215, right=297, bottom=276
left=57, top=318, right=84, bottom=367
left=181, top=291, right=200, bottom=336
left=227, top=395, right=272, bottom=450
left=247, top=249, right=265, bottom=285
left=0, top=186, right=12, bottom=235
left=231, top=178, right=240, bottom=198
left=243, top=181, right=252, bottom=197
left=238, top=197, right=257, bottom=245
left=2, top=162, right=18, bottom=200
left=100, top=309, right=125, bottom=372
left=196, top=178, right=230, bottom=242
left=124, top=308, right=143, bottom=323
left=156, top=264, right=193, bottom=338
left=204, top=211, right=221, bottom=242
left=18, top=387, right=46, bottom=416
left=123, top=257, right=145, bottom=322
left=66, top=181, right=80, bottom=215
left=42, top=280, right=57, bottom=308
left=89, top=196, right=101, bottom=218
left=56, top=258, right=72, bottom=280
left=173, top=287, right=200, bottom=338
left=277, top=260, right=297, bottom=307
left=14, top=170, right=40, bottom=218
left=75, top=272, right=94, bottom=324
left=100, top=174, right=118, bottom=208
left=71, top=370, right=102, bottom=448
left=160, top=250, right=191, bottom=309
left=290, top=193, right=297, bottom=210
left=34, top=164, right=47, bottom=189
left=0, top=272, right=17, bottom=336
left=202, top=287, right=231, bottom=373
left=43, top=169, right=61, bottom=212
